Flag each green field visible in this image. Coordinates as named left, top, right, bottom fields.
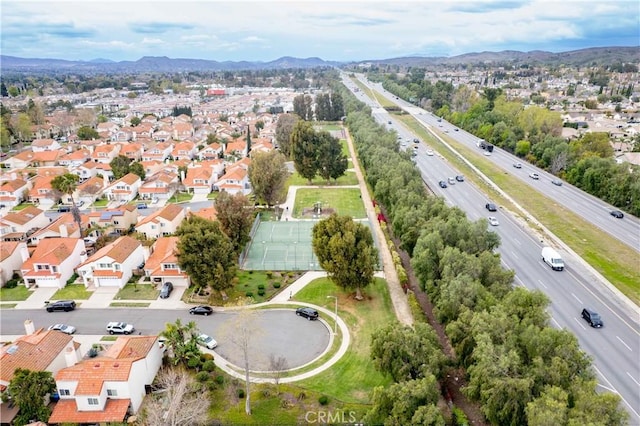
left=294, top=187, right=365, bottom=218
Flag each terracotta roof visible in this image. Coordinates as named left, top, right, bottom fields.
left=0, top=329, right=73, bottom=383
left=136, top=204, right=183, bottom=227
left=0, top=179, right=28, bottom=192
left=191, top=206, right=217, bottom=222
left=78, top=236, right=141, bottom=266
left=2, top=206, right=44, bottom=225
left=0, top=241, right=23, bottom=262
left=145, top=237, right=179, bottom=274
left=48, top=398, right=129, bottom=424
left=22, top=238, right=82, bottom=272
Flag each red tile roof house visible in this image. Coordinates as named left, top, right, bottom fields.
left=21, top=237, right=86, bottom=289
left=75, top=176, right=107, bottom=206
left=76, top=236, right=145, bottom=289
left=117, top=142, right=144, bottom=161
left=86, top=205, right=138, bottom=237
left=27, top=174, right=62, bottom=207
left=182, top=166, right=215, bottom=195
left=103, top=173, right=141, bottom=204
left=172, top=122, right=194, bottom=140
left=171, top=140, right=197, bottom=161
left=30, top=138, right=62, bottom=152
left=91, top=143, right=121, bottom=164
left=0, top=177, right=30, bottom=209
left=27, top=212, right=83, bottom=246
left=224, top=139, right=248, bottom=158
left=1, top=150, right=62, bottom=169
left=197, top=142, right=223, bottom=161
left=48, top=335, right=163, bottom=425
left=0, top=241, right=29, bottom=286
left=0, top=206, right=49, bottom=242
left=138, top=169, right=179, bottom=201
left=58, top=148, right=91, bottom=168
left=143, top=236, right=190, bottom=286
left=0, top=320, right=80, bottom=424
left=141, top=142, right=173, bottom=162
left=135, top=204, right=185, bottom=240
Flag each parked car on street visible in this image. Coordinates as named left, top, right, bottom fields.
left=189, top=305, right=214, bottom=316
left=136, top=203, right=148, bottom=209
left=48, top=324, right=76, bottom=334
left=295, top=307, right=319, bottom=321
left=197, top=333, right=218, bottom=349
left=46, top=300, right=76, bottom=312
left=106, top=322, right=134, bottom=335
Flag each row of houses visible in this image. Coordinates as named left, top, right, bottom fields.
left=0, top=320, right=164, bottom=424
left=1, top=203, right=196, bottom=289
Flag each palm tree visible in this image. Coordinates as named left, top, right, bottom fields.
left=51, top=173, right=83, bottom=236
left=160, top=318, right=200, bottom=366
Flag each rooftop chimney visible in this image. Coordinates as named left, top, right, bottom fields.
left=24, top=319, right=35, bottom=335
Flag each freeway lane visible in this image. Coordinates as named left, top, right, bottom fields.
left=344, top=75, right=640, bottom=421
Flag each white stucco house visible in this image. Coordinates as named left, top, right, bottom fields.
left=20, top=237, right=86, bottom=289
left=75, top=236, right=145, bottom=288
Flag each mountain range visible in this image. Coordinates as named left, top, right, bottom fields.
left=1, top=47, right=638, bottom=74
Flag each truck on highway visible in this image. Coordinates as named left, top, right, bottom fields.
left=541, top=247, right=565, bottom=271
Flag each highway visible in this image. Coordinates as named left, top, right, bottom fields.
left=343, top=74, right=640, bottom=421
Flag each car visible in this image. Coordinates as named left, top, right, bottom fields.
left=610, top=210, right=624, bottom=219
left=455, top=175, right=465, bottom=182
left=488, top=216, right=499, bottom=226
left=581, top=308, right=603, bottom=328
left=46, top=300, right=76, bottom=312
left=84, top=237, right=97, bottom=245
left=413, top=138, right=419, bottom=143
left=485, top=203, right=497, bottom=212
left=0, top=204, right=5, bottom=209
left=189, top=305, right=213, bottom=316
left=58, top=205, right=71, bottom=212
left=136, top=203, right=148, bottom=209
left=426, top=149, right=434, bottom=156
left=454, top=127, right=459, bottom=131
left=296, top=307, right=319, bottom=321
left=447, top=177, right=456, bottom=185
left=388, top=120, right=392, bottom=125
left=483, top=151, right=491, bottom=156
left=106, top=322, right=135, bottom=335
left=159, top=282, right=173, bottom=299
left=77, top=200, right=84, bottom=207
left=513, top=162, right=522, bottom=168
left=529, top=172, right=540, bottom=180
left=437, top=118, right=442, bottom=122
left=551, top=179, right=563, bottom=186
left=197, top=333, right=218, bottom=349
left=438, top=180, right=448, bottom=188
left=48, top=324, right=76, bottom=334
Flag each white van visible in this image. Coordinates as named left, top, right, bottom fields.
left=541, top=247, right=564, bottom=271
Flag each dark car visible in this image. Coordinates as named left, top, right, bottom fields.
left=455, top=175, right=465, bottom=182
left=58, top=205, right=71, bottom=212
left=438, top=180, right=447, bottom=188
left=610, top=210, right=624, bottom=219
left=296, top=307, right=319, bottom=321
left=189, top=305, right=214, bottom=316
left=159, top=282, right=173, bottom=299
left=581, top=308, right=603, bottom=328
left=485, top=203, right=497, bottom=212
left=46, top=300, right=76, bottom=312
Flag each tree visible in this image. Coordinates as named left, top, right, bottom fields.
left=370, top=323, right=446, bottom=382
left=130, top=116, right=141, bottom=126
left=7, top=368, right=56, bottom=425
left=129, top=161, right=146, bottom=180
left=76, top=125, right=99, bottom=140
left=110, top=155, right=132, bottom=180
left=248, top=150, right=289, bottom=207
left=290, top=120, right=319, bottom=183
left=214, top=191, right=255, bottom=252
left=246, top=124, right=251, bottom=154
left=176, top=216, right=237, bottom=295
left=160, top=318, right=200, bottom=366
left=51, top=173, right=83, bottom=235
left=0, top=120, right=11, bottom=148
left=316, top=131, right=348, bottom=183
left=255, top=120, right=265, bottom=131
left=142, top=367, right=209, bottom=426
left=275, top=113, right=299, bottom=157
left=312, top=214, right=378, bottom=299
left=11, top=113, right=32, bottom=142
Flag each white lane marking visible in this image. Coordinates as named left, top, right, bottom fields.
left=574, top=317, right=586, bottom=330
left=594, top=365, right=640, bottom=421
left=616, top=336, right=633, bottom=352
left=537, top=279, right=547, bottom=289
left=627, top=372, right=640, bottom=387
left=551, top=317, right=562, bottom=329
left=571, top=293, right=583, bottom=305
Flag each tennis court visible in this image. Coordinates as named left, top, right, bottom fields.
left=241, top=220, right=321, bottom=270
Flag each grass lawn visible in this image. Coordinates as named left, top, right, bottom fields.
left=294, top=188, right=365, bottom=218
left=294, top=277, right=394, bottom=403
left=200, top=271, right=303, bottom=306
left=398, top=114, right=640, bottom=304
left=11, top=203, right=37, bottom=211
left=286, top=170, right=359, bottom=187
left=0, top=285, right=33, bottom=301
left=93, top=199, right=109, bottom=207
left=207, top=192, right=220, bottom=200
left=52, top=284, right=93, bottom=300
left=114, top=283, right=159, bottom=300
left=168, top=192, right=194, bottom=203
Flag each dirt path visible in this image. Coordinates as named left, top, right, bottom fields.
left=344, top=129, right=413, bottom=326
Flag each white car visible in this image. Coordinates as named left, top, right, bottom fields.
left=488, top=216, right=500, bottom=226
left=48, top=324, right=76, bottom=334
left=106, top=322, right=135, bottom=335
left=529, top=172, right=540, bottom=180
left=197, top=333, right=218, bottom=350
left=483, top=151, right=491, bottom=156
left=426, top=150, right=434, bottom=156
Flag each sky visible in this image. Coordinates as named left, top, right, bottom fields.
left=1, top=0, right=638, bottom=63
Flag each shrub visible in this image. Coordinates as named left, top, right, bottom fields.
left=297, top=391, right=306, bottom=400
left=257, top=289, right=265, bottom=296
left=207, top=380, right=217, bottom=391
left=266, top=271, right=273, bottom=279
left=318, top=395, right=329, bottom=405
left=201, top=352, right=214, bottom=361
left=4, top=279, right=18, bottom=289
left=202, top=360, right=216, bottom=372
left=245, top=291, right=254, bottom=297
left=195, top=371, right=210, bottom=382
left=257, top=284, right=265, bottom=290
left=215, top=375, right=225, bottom=385
left=187, top=356, right=202, bottom=370
left=452, top=406, right=469, bottom=426
left=273, top=282, right=281, bottom=289
left=66, top=273, right=78, bottom=285
left=237, top=388, right=245, bottom=398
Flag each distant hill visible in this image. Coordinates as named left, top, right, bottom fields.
left=1, top=47, right=638, bottom=74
